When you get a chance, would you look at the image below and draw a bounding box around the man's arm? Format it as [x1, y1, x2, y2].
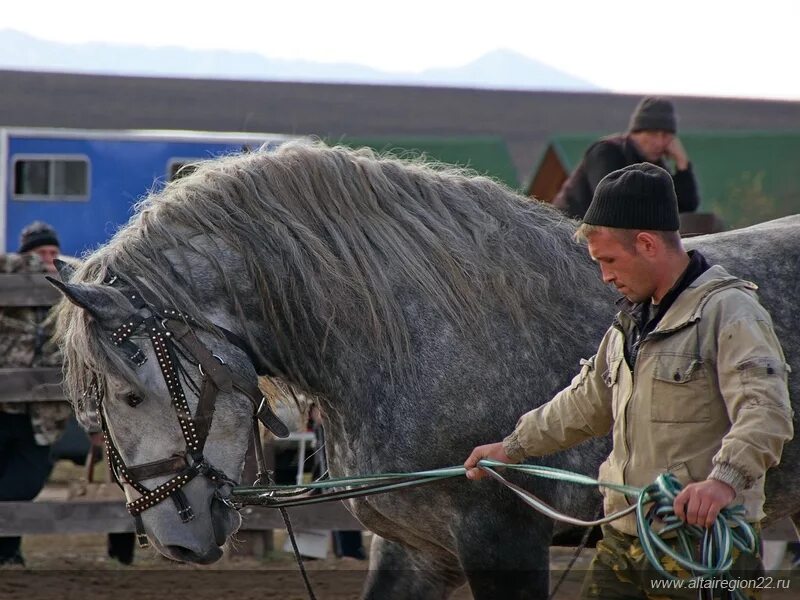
[583, 142, 628, 193]
[710, 315, 793, 490]
[675, 308, 793, 527]
[671, 169, 700, 213]
[665, 137, 700, 212]
[465, 332, 616, 480]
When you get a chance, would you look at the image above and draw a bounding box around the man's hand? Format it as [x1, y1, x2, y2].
[464, 442, 514, 481]
[665, 136, 690, 171]
[673, 479, 736, 528]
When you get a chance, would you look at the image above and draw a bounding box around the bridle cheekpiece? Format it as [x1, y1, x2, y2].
[94, 271, 289, 546]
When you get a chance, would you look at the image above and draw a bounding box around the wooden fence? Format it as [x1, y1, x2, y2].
[0, 500, 360, 536]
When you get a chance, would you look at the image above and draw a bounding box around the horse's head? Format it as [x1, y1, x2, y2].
[51, 265, 287, 564]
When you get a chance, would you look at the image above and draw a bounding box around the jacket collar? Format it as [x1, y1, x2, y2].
[616, 264, 758, 335]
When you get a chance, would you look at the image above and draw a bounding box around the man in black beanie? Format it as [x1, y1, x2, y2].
[18, 221, 60, 273]
[466, 163, 791, 597]
[553, 96, 700, 220]
[17, 221, 138, 564]
[1, 223, 69, 565]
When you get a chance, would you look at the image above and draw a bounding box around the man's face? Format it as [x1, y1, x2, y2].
[634, 130, 674, 162]
[586, 229, 655, 303]
[30, 245, 59, 273]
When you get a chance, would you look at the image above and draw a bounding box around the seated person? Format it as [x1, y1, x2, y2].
[553, 96, 700, 219]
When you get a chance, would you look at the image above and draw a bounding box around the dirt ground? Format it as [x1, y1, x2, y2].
[3, 461, 797, 600]
[3, 533, 595, 600]
[5, 535, 799, 600]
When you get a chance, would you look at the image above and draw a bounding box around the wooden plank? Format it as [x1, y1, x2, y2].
[0, 501, 134, 535]
[0, 274, 62, 307]
[239, 502, 362, 530]
[0, 500, 362, 535]
[0, 367, 67, 403]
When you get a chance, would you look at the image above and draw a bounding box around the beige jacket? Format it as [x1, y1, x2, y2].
[503, 265, 793, 535]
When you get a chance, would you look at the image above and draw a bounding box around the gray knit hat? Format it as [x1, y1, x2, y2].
[19, 221, 60, 253]
[628, 97, 677, 133]
[583, 163, 680, 231]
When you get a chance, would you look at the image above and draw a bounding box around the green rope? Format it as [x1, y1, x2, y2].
[231, 459, 757, 597]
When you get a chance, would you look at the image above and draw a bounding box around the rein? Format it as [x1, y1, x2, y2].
[232, 461, 758, 600]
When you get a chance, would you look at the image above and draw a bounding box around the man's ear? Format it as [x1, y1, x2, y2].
[46, 278, 130, 325]
[634, 231, 658, 256]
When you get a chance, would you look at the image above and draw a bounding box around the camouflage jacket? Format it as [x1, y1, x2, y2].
[0, 253, 71, 445]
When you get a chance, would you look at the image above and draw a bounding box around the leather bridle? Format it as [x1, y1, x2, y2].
[90, 272, 289, 546]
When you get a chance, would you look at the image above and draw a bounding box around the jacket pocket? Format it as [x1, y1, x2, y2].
[736, 357, 792, 409]
[737, 357, 790, 381]
[651, 355, 711, 423]
[666, 461, 694, 487]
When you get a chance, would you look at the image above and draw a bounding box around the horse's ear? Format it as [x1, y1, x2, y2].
[53, 258, 76, 282]
[46, 278, 123, 323]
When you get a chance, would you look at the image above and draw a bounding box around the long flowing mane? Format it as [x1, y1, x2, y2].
[57, 141, 597, 419]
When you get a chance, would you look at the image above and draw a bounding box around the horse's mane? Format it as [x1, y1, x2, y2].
[57, 141, 595, 418]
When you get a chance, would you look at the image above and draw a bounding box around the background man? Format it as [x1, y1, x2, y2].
[17, 221, 60, 273]
[553, 97, 701, 220]
[0, 222, 70, 565]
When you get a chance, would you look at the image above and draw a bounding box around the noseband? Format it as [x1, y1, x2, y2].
[94, 273, 289, 546]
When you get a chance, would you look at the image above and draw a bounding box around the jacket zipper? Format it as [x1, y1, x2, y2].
[612, 319, 635, 503]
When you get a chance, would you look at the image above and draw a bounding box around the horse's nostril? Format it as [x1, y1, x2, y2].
[164, 544, 223, 565]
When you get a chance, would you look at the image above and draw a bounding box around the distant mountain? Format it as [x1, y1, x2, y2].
[414, 49, 599, 91]
[0, 29, 601, 92]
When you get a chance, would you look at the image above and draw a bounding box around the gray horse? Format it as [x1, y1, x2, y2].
[52, 142, 798, 599]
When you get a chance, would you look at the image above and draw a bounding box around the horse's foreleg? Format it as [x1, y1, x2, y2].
[362, 535, 466, 600]
[454, 509, 553, 600]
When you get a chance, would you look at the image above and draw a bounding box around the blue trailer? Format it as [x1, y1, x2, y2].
[0, 128, 298, 256]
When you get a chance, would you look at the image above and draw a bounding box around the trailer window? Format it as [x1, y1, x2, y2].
[12, 156, 90, 200]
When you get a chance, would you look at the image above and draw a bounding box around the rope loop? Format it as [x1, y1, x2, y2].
[635, 472, 757, 599]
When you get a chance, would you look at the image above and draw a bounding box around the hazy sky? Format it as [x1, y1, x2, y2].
[4, 0, 799, 100]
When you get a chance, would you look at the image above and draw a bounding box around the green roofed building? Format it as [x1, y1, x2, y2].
[527, 131, 800, 230]
[327, 136, 520, 190]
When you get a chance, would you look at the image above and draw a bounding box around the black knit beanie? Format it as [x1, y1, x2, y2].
[628, 96, 677, 133]
[19, 221, 60, 253]
[583, 163, 680, 231]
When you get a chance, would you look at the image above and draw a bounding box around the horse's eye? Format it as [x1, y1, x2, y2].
[126, 393, 144, 407]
